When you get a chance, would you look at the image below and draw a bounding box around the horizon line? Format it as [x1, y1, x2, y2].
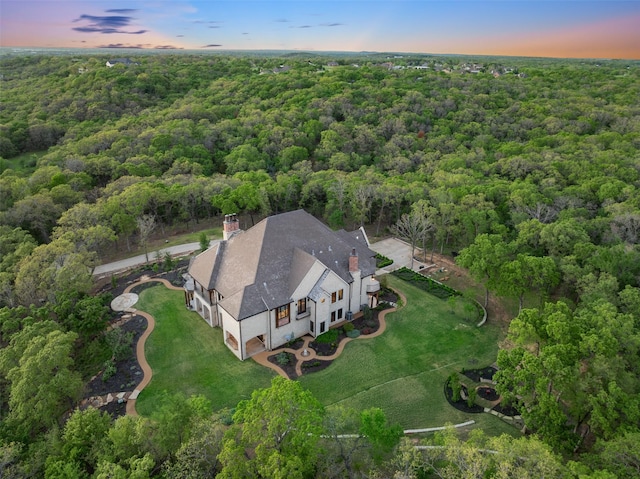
[1, 46, 638, 62]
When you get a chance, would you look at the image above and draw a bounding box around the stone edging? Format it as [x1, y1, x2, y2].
[475, 300, 488, 327]
[405, 420, 475, 434]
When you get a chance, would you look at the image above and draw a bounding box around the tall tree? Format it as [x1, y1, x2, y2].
[13, 238, 95, 306]
[5, 330, 83, 440]
[218, 376, 324, 479]
[499, 254, 560, 312]
[456, 234, 512, 308]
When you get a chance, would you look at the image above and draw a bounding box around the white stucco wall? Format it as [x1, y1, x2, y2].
[219, 307, 243, 360]
[314, 270, 349, 333]
[269, 303, 310, 349]
[237, 311, 268, 359]
[193, 290, 214, 326]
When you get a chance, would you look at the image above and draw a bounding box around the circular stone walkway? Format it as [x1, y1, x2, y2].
[110, 293, 139, 312]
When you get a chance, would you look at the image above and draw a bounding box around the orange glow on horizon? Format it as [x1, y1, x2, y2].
[474, 14, 640, 59]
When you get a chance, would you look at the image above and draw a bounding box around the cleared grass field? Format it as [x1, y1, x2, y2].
[134, 276, 518, 436]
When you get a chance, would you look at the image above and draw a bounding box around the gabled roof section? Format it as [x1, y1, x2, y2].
[189, 210, 378, 321]
[189, 242, 221, 290]
[309, 269, 330, 302]
[288, 247, 317, 295]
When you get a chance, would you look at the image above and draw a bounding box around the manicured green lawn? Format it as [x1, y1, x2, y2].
[134, 277, 518, 436]
[134, 286, 275, 416]
[299, 275, 516, 435]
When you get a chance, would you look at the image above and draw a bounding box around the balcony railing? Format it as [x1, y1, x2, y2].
[366, 277, 380, 293]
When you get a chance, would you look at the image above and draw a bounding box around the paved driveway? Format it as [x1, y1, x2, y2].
[369, 237, 428, 273]
[93, 240, 220, 277]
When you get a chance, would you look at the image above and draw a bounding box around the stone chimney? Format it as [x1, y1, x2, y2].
[349, 248, 359, 272]
[223, 213, 240, 240]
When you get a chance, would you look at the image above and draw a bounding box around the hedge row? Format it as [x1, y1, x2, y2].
[391, 267, 460, 300]
[375, 253, 394, 269]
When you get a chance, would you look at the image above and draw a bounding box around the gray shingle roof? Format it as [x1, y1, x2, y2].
[188, 210, 376, 320]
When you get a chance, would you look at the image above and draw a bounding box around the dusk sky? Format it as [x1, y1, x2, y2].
[1, 1, 639, 59]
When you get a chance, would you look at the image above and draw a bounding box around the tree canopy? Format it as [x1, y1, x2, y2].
[1, 51, 639, 476]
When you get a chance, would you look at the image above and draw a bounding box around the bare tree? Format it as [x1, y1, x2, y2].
[611, 213, 640, 244]
[411, 199, 436, 262]
[351, 184, 375, 227]
[392, 208, 432, 270]
[137, 214, 156, 263]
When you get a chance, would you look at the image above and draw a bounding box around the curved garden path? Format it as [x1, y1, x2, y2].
[121, 276, 406, 414]
[252, 290, 407, 377]
[114, 281, 510, 436]
[121, 277, 183, 416]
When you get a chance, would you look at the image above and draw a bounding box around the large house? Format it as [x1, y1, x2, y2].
[184, 210, 380, 360]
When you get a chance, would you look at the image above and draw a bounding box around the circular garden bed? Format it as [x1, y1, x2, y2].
[444, 382, 484, 414]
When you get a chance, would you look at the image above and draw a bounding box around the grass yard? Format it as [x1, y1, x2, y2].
[134, 276, 518, 437]
[299, 275, 516, 435]
[134, 285, 275, 416]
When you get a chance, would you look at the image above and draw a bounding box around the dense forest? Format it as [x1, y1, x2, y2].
[0, 51, 639, 477]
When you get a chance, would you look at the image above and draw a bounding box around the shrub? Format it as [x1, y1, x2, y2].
[275, 351, 290, 366]
[362, 305, 373, 321]
[392, 267, 460, 300]
[315, 329, 339, 344]
[199, 232, 209, 252]
[102, 360, 116, 382]
[302, 361, 322, 369]
[105, 328, 135, 361]
[448, 373, 462, 402]
[163, 252, 175, 271]
[343, 322, 355, 333]
[467, 387, 477, 408]
[346, 330, 360, 338]
[375, 253, 394, 268]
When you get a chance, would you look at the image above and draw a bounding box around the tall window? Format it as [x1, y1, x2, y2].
[276, 304, 290, 328]
[338, 289, 344, 301]
[331, 292, 337, 303]
[298, 298, 307, 315]
[338, 308, 343, 320]
[320, 321, 326, 333]
[331, 311, 336, 323]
